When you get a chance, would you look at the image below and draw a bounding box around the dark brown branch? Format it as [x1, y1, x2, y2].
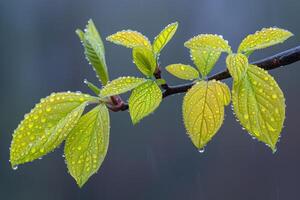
[109, 45, 300, 112]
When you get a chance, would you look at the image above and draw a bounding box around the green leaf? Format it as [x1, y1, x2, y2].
[183, 80, 230, 150]
[10, 92, 96, 166]
[76, 19, 109, 85]
[184, 34, 232, 53]
[153, 22, 178, 55]
[129, 80, 162, 124]
[65, 104, 110, 187]
[132, 47, 157, 76]
[106, 30, 152, 49]
[84, 79, 101, 96]
[100, 76, 147, 97]
[231, 64, 285, 152]
[190, 49, 221, 77]
[165, 64, 199, 80]
[226, 53, 248, 83]
[155, 78, 166, 86]
[238, 27, 293, 55]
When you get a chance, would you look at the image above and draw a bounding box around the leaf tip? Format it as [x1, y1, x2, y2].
[75, 29, 84, 40]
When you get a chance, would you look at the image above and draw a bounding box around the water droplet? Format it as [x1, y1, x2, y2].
[198, 148, 205, 153]
[12, 165, 18, 170]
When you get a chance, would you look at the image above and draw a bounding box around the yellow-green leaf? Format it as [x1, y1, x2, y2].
[106, 30, 152, 49]
[238, 27, 293, 54]
[10, 92, 96, 167]
[76, 19, 109, 85]
[184, 34, 232, 53]
[190, 49, 221, 77]
[100, 76, 147, 97]
[65, 104, 110, 187]
[214, 81, 231, 105]
[183, 80, 229, 149]
[129, 80, 162, 124]
[153, 22, 178, 55]
[133, 47, 156, 76]
[226, 53, 248, 83]
[165, 64, 199, 80]
[231, 64, 285, 152]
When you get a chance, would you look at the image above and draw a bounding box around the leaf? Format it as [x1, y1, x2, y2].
[155, 78, 166, 86]
[129, 80, 162, 124]
[132, 47, 157, 76]
[106, 30, 152, 49]
[231, 64, 285, 152]
[10, 92, 97, 166]
[183, 80, 229, 149]
[76, 19, 109, 85]
[226, 53, 248, 83]
[100, 76, 147, 97]
[238, 27, 293, 54]
[190, 49, 221, 77]
[165, 64, 199, 80]
[84, 79, 101, 95]
[65, 104, 110, 187]
[214, 81, 231, 106]
[184, 34, 232, 53]
[153, 22, 178, 55]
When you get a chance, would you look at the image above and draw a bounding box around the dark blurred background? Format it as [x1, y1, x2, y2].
[1, 0, 300, 199]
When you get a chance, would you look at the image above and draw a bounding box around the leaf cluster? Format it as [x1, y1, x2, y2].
[10, 19, 293, 187]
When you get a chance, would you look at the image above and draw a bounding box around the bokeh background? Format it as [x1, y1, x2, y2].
[1, 0, 300, 199]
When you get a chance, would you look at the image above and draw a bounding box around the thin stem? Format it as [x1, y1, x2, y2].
[108, 45, 300, 112]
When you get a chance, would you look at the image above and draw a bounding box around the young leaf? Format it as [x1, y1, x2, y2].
[84, 79, 101, 96]
[100, 76, 147, 97]
[76, 19, 109, 85]
[183, 80, 230, 150]
[231, 64, 285, 152]
[155, 78, 166, 86]
[129, 80, 162, 124]
[184, 34, 232, 53]
[132, 47, 157, 76]
[238, 27, 293, 55]
[10, 92, 96, 167]
[226, 53, 248, 83]
[153, 22, 178, 55]
[190, 49, 221, 77]
[165, 64, 199, 80]
[65, 104, 110, 187]
[106, 30, 152, 49]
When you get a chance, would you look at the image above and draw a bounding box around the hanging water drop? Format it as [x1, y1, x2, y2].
[198, 148, 205, 153]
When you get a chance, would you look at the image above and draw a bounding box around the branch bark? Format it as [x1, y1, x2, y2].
[109, 45, 300, 112]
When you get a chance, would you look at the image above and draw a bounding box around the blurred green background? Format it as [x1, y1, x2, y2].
[1, 0, 300, 199]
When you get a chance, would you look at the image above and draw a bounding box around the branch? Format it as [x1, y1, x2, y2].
[109, 45, 300, 111]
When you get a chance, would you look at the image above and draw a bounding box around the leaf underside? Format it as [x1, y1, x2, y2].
[65, 104, 110, 187]
[183, 80, 230, 149]
[129, 80, 162, 124]
[10, 92, 96, 166]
